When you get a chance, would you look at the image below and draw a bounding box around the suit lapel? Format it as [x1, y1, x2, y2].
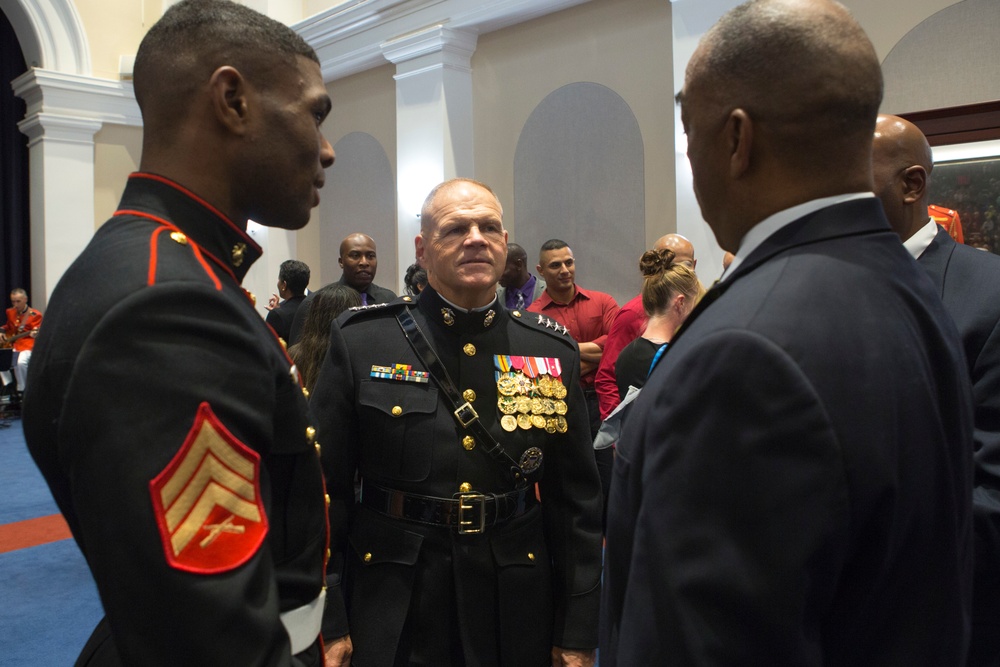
[915, 226, 954, 298]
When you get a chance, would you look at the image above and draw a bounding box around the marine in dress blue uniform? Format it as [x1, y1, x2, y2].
[312, 179, 603, 667]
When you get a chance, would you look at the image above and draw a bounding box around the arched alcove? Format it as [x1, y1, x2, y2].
[881, 0, 1000, 114]
[0, 0, 90, 74]
[320, 131, 398, 291]
[514, 82, 644, 305]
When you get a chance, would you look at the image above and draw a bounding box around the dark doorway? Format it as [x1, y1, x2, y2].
[0, 9, 31, 297]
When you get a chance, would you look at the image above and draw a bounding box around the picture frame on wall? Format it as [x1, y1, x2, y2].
[901, 101, 1000, 257]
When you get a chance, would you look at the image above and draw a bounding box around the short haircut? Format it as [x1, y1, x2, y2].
[278, 260, 310, 295]
[690, 0, 882, 169]
[506, 243, 527, 265]
[10, 288, 26, 299]
[540, 239, 569, 255]
[133, 0, 318, 122]
[420, 178, 500, 232]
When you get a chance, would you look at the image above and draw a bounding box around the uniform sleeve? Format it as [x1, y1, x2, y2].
[609, 330, 848, 664]
[309, 316, 360, 641]
[595, 307, 645, 419]
[55, 284, 307, 666]
[540, 342, 605, 649]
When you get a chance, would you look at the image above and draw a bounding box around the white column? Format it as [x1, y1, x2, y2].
[16, 112, 101, 308]
[382, 26, 477, 286]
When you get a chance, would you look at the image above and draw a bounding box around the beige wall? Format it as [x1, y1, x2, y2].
[473, 0, 674, 249]
[93, 124, 143, 227]
[841, 0, 959, 60]
[307, 63, 397, 287]
[75, 0, 162, 80]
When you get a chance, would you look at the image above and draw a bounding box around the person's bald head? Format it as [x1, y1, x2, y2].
[654, 234, 696, 269]
[500, 243, 530, 289]
[872, 114, 934, 242]
[678, 0, 882, 249]
[338, 233, 378, 291]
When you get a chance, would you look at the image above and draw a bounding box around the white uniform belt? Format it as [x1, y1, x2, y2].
[280, 588, 326, 655]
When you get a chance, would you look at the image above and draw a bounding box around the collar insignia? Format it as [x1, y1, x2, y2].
[441, 308, 455, 326]
[231, 242, 247, 267]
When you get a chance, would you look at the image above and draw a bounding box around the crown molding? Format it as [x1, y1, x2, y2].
[12, 68, 141, 128]
[295, 0, 592, 81]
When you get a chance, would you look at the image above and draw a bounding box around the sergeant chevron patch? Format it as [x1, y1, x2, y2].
[149, 402, 268, 574]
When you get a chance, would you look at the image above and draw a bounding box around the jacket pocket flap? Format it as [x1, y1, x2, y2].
[349, 515, 424, 566]
[358, 380, 438, 417]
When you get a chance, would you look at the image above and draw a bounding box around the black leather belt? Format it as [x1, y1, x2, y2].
[360, 481, 537, 534]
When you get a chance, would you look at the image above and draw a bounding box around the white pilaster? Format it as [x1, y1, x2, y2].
[382, 25, 477, 282]
[16, 112, 100, 307]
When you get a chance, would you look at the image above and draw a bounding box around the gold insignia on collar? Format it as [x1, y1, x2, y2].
[231, 242, 247, 267]
[170, 231, 188, 245]
[484, 309, 496, 327]
[442, 308, 455, 326]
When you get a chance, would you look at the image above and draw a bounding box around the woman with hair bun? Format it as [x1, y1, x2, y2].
[613, 248, 704, 399]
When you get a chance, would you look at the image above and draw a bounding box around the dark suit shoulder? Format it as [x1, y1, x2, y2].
[510, 309, 577, 350]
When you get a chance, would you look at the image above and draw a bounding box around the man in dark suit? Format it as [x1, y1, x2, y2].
[873, 113, 1000, 666]
[21, 0, 335, 664]
[265, 259, 310, 343]
[312, 178, 603, 666]
[600, 1, 974, 665]
[287, 233, 395, 344]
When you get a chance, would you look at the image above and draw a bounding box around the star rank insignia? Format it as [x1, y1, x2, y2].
[149, 402, 268, 574]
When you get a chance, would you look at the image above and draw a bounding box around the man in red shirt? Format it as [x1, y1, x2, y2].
[594, 234, 697, 419]
[2, 288, 42, 394]
[528, 239, 619, 528]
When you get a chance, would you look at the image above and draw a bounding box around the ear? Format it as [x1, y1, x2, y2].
[726, 108, 753, 179]
[901, 165, 928, 205]
[338, 256, 345, 269]
[415, 234, 426, 267]
[208, 66, 250, 136]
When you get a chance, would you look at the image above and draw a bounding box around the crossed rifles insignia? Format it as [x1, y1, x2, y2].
[149, 402, 268, 574]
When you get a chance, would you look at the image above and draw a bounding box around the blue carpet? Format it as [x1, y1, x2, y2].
[0, 421, 60, 524]
[0, 539, 103, 665]
[0, 419, 104, 665]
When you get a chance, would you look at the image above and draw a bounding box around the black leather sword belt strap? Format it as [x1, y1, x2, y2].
[360, 480, 537, 534]
[395, 307, 530, 487]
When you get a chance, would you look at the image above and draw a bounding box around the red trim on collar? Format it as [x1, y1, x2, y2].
[127, 173, 261, 253]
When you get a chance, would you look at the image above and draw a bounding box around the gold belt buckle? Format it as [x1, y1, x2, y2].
[453, 401, 479, 427]
[456, 492, 487, 534]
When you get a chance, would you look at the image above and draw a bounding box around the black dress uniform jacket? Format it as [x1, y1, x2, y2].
[601, 199, 974, 665]
[23, 173, 328, 666]
[311, 286, 603, 666]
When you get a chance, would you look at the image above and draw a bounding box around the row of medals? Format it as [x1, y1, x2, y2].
[497, 372, 569, 434]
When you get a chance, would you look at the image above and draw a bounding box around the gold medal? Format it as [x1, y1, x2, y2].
[498, 396, 517, 415]
[556, 416, 568, 433]
[501, 415, 518, 432]
[515, 372, 534, 395]
[517, 413, 532, 430]
[554, 400, 568, 415]
[543, 399, 556, 415]
[538, 375, 554, 397]
[531, 397, 545, 414]
[545, 418, 557, 433]
[497, 376, 518, 396]
[553, 382, 567, 399]
[530, 414, 546, 429]
[516, 396, 532, 414]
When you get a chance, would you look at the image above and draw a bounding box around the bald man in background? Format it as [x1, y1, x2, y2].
[873, 114, 1000, 666]
[594, 234, 696, 420]
[288, 233, 396, 345]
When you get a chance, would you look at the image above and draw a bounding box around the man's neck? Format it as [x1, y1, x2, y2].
[546, 284, 576, 305]
[513, 273, 532, 290]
